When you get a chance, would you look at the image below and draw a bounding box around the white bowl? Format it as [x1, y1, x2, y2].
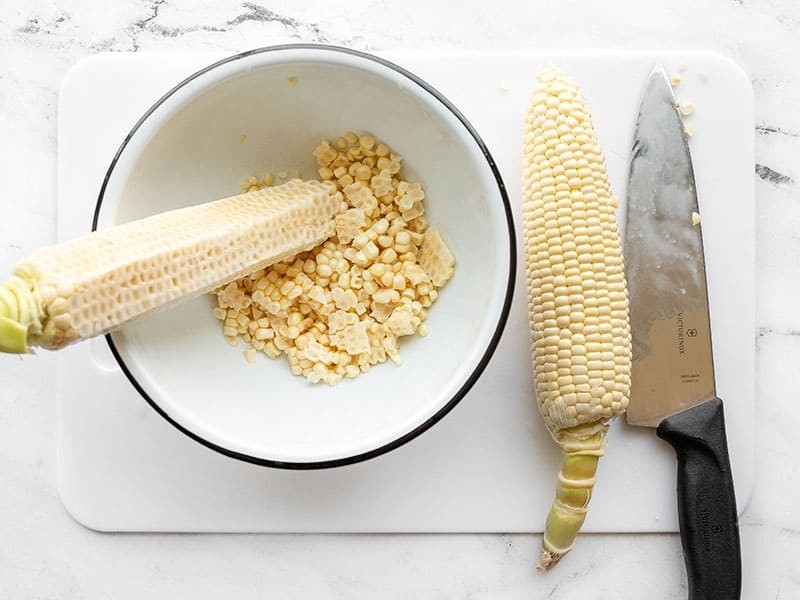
[95, 45, 516, 468]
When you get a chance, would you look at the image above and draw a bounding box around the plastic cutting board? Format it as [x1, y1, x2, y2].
[56, 50, 755, 532]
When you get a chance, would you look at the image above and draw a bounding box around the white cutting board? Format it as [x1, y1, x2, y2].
[56, 50, 755, 532]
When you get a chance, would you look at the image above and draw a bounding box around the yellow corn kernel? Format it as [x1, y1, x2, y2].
[211, 133, 456, 386]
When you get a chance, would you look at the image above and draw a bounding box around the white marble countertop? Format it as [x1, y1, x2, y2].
[0, 0, 796, 598]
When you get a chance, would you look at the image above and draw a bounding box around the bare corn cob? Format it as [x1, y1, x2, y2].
[521, 66, 631, 570]
[0, 179, 341, 353]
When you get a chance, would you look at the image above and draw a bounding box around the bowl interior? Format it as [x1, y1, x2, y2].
[98, 47, 512, 466]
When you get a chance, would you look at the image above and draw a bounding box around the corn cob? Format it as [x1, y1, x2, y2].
[0, 179, 341, 353]
[521, 66, 631, 570]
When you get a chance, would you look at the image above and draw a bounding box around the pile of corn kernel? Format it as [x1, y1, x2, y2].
[213, 132, 455, 385]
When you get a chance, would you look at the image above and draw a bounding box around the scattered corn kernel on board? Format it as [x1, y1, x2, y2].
[56, 51, 754, 532]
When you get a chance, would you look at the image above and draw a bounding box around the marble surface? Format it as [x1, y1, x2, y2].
[0, 0, 796, 597]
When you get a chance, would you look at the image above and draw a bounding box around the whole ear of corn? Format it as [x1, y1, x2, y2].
[0, 179, 341, 353]
[521, 66, 631, 570]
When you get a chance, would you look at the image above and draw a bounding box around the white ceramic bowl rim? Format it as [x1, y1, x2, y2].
[93, 43, 517, 470]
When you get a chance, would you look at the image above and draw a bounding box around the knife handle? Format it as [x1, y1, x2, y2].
[656, 397, 742, 600]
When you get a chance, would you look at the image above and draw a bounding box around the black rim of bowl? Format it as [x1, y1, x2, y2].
[94, 43, 517, 470]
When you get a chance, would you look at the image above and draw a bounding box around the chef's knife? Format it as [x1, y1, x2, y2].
[624, 65, 741, 599]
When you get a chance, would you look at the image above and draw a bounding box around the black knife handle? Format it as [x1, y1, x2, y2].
[656, 397, 742, 600]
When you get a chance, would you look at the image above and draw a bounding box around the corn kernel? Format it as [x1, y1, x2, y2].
[380, 248, 398, 264]
[214, 134, 455, 385]
[362, 241, 380, 261]
[359, 133, 376, 150]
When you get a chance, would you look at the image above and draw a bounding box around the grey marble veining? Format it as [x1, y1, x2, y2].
[1, 0, 798, 598]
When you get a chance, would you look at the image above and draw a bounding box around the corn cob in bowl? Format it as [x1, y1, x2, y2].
[521, 66, 631, 570]
[0, 180, 341, 354]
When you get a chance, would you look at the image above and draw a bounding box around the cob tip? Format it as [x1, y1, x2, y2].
[535, 429, 606, 571]
[537, 547, 565, 572]
[0, 275, 44, 354]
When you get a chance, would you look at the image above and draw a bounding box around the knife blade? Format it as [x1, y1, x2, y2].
[624, 65, 741, 599]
